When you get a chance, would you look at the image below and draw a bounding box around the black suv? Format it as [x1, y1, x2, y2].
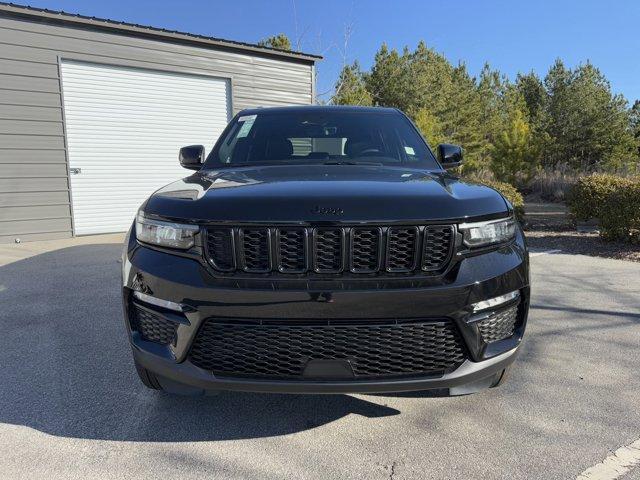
[122, 106, 530, 396]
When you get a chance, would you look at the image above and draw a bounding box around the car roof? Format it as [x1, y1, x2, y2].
[237, 105, 401, 116]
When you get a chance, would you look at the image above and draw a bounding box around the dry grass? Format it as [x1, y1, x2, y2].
[525, 164, 578, 202]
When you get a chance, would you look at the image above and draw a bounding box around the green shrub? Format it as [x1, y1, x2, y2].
[567, 174, 635, 221]
[599, 181, 640, 243]
[568, 173, 640, 242]
[466, 177, 525, 221]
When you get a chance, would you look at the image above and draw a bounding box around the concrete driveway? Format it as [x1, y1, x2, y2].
[0, 235, 639, 480]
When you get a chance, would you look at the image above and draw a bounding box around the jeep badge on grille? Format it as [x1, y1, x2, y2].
[311, 205, 344, 215]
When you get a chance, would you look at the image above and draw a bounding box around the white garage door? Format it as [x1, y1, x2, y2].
[60, 61, 231, 235]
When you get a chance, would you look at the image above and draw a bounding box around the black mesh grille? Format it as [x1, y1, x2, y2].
[206, 228, 235, 271]
[477, 304, 519, 343]
[351, 228, 381, 272]
[314, 228, 344, 273]
[422, 226, 454, 271]
[386, 227, 419, 272]
[240, 228, 270, 272]
[204, 225, 455, 276]
[277, 229, 307, 273]
[189, 319, 467, 380]
[130, 304, 177, 345]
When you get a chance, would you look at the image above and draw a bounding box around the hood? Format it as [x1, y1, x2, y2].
[143, 165, 509, 223]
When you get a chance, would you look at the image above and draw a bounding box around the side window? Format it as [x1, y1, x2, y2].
[218, 123, 241, 163]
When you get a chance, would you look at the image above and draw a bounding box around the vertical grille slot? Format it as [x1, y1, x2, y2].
[386, 227, 419, 272]
[239, 228, 271, 272]
[276, 228, 308, 273]
[313, 228, 345, 273]
[205, 228, 235, 271]
[350, 228, 382, 273]
[422, 226, 454, 272]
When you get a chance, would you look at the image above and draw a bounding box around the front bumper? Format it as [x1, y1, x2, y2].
[132, 342, 520, 394]
[122, 227, 530, 394]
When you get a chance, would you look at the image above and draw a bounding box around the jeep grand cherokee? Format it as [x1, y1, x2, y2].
[122, 106, 530, 395]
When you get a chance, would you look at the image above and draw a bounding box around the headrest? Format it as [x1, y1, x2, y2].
[264, 137, 293, 160]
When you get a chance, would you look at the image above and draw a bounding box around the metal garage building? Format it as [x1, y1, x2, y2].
[0, 3, 320, 242]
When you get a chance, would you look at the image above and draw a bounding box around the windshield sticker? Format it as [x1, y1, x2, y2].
[404, 146, 416, 155]
[237, 115, 257, 138]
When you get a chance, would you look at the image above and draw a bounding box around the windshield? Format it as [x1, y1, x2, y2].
[204, 110, 440, 169]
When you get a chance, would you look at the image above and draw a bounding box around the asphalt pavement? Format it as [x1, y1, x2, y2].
[0, 235, 638, 479]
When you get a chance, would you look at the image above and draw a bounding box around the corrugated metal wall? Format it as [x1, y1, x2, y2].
[0, 13, 314, 243]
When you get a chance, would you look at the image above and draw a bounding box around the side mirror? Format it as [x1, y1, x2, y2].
[437, 144, 463, 169]
[179, 145, 205, 170]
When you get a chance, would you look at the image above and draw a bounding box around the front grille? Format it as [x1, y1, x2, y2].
[204, 225, 455, 276]
[477, 304, 519, 343]
[129, 304, 178, 345]
[188, 319, 467, 380]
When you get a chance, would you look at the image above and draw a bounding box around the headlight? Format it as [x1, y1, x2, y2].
[135, 211, 198, 249]
[459, 216, 516, 247]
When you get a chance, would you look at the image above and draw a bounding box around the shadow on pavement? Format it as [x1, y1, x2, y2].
[0, 244, 399, 442]
[531, 304, 640, 321]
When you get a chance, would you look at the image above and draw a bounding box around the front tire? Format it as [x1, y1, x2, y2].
[133, 359, 213, 396]
[490, 366, 511, 388]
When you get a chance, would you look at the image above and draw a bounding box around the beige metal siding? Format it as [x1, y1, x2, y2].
[0, 14, 314, 242]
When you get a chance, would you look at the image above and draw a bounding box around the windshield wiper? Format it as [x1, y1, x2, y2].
[322, 160, 383, 166]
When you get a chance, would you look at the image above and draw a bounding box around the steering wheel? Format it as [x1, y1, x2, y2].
[356, 148, 381, 156]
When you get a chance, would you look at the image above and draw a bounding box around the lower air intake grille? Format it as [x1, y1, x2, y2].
[477, 304, 519, 343]
[130, 304, 178, 345]
[189, 319, 467, 380]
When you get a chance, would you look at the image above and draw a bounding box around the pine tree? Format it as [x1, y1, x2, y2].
[515, 71, 547, 121]
[366, 44, 410, 111]
[331, 45, 640, 177]
[332, 62, 373, 106]
[414, 107, 445, 146]
[631, 100, 640, 163]
[257, 34, 292, 51]
[543, 61, 636, 170]
[490, 107, 538, 184]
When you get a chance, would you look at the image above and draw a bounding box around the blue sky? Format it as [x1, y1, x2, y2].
[25, 0, 640, 104]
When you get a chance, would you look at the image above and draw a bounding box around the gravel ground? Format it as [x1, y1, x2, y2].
[523, 198, 640, 263]
[1, 235, 639, 479]
[525, 230, 640, 263]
